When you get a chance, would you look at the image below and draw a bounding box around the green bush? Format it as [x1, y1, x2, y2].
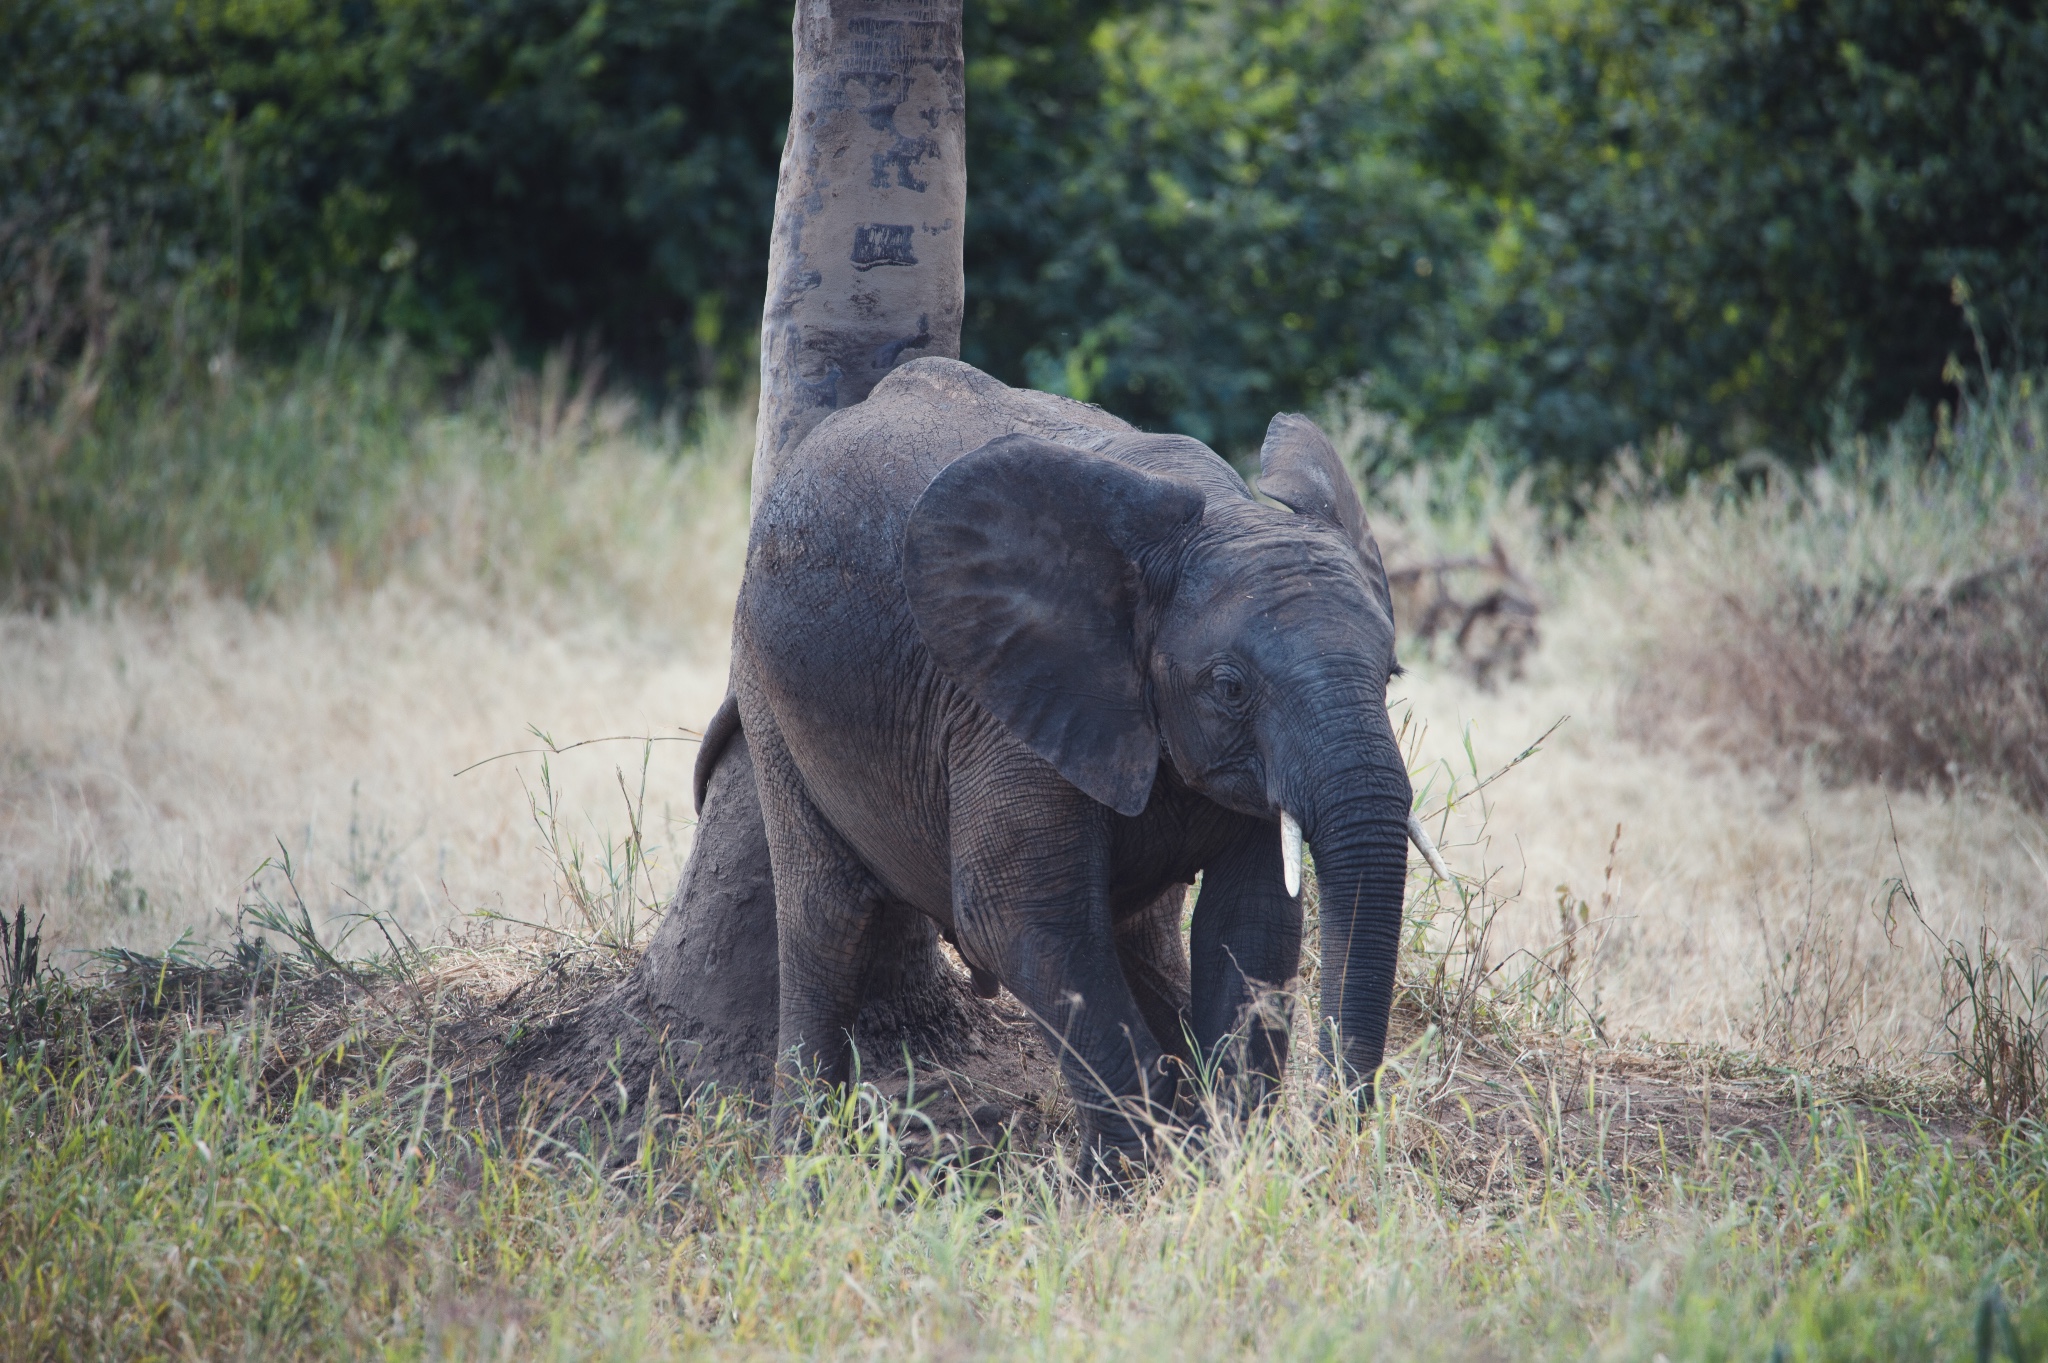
[964, 0, 1498, 451]
[4, 0, 2044, 471]
[0, 0, 788, 388]
[968, 0, 2048, 466]
[1469, 0, 2048, 472]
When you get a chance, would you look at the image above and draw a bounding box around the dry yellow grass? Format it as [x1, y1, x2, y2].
[1395, 601, 2045, 1064]
[0, 589, 726, 962]
[0, 388, 754, 965]
[4, 407, 2041, 1075]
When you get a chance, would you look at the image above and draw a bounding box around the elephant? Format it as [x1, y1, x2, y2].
[727, 357, 1446, 1162]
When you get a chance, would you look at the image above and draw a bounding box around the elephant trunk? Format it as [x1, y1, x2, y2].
[1285, 717, 1412, 1096]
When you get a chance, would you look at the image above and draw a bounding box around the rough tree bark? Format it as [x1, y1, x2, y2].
[500, 0, 985, 1129]
[752, 0, 967, 507]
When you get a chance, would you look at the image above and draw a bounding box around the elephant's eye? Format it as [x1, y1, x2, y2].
[1210, 671, 1247, 705]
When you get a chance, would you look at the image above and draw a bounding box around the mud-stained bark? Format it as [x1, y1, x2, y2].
[752, 0, 967, 510]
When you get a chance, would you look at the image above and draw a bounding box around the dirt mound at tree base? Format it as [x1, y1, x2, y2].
[463, 729, 1075, 1157]
[481, 971, 1985, 1192]
[478, 942, 1071, 1161]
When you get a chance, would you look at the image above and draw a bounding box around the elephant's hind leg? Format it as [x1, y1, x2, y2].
[741, 697, 892, 1136]
[1116, 886, 1194, 1070]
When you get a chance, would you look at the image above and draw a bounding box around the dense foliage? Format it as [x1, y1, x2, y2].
[968, 0, 2048, 460]
[0, 0, 787, 390]
[4, 0, 2044, 467]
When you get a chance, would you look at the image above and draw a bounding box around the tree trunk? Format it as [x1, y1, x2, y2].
[752, 0, 967, 507]
[502, 0, 980, 1132]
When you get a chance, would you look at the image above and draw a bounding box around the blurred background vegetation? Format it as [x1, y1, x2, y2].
[2, 0, 2044, 597]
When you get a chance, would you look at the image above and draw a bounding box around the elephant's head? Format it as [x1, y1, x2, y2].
[903, 417, 1433, 1092]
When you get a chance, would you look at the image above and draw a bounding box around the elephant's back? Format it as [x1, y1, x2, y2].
[743, 359, 1142, 649]
[771, 358, 1135, 515]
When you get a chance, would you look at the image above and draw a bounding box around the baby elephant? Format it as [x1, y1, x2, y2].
[733, 358, 1434, 1163]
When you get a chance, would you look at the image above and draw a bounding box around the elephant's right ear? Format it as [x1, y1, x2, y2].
[903, 434, 1205, 817]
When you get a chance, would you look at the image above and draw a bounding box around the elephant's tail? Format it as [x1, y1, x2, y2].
[692, 691, 744, 813]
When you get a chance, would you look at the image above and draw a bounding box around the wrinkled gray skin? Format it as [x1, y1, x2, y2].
[733, 358, 1411, 1161]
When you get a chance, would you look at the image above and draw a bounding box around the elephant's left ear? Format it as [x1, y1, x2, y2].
[1257, 413, 1394, 625]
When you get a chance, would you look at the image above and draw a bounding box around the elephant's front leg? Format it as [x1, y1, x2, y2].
[1189, 815, 1304, 1109]
[949, 755, 1173, 1166]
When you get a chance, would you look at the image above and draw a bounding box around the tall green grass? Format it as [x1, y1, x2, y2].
[1, 343, 752, 621]
[3, 345, 428, 603]
[3, 995, 2043, 1361]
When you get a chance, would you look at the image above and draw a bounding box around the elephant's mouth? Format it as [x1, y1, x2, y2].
[1272, 808, 1451, 895]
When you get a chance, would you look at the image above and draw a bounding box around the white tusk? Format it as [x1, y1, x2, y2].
[1279, 810, 1304, 899]
[1407, 814, 1454, 884]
